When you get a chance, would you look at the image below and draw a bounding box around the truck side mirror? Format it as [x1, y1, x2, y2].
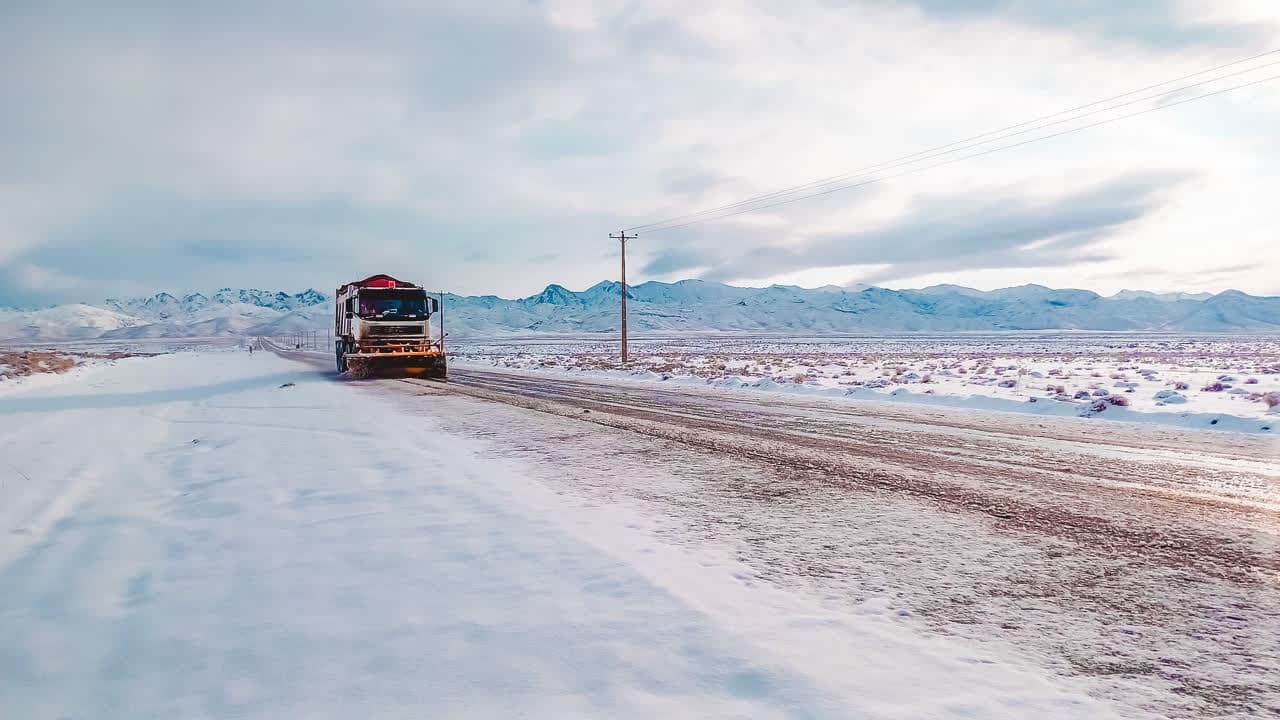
[430, 298, 440, 314]
[345, 311, 353, 319]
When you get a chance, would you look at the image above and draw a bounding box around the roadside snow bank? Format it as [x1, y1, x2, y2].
[452, 358, 1278, 434]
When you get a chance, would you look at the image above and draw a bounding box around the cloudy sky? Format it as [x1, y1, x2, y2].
[2, 0, 1278, 306]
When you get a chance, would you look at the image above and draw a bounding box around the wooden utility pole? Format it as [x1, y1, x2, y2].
[609, 231, 637, 364]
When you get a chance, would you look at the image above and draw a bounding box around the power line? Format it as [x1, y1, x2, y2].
[647, 62, 1280, 231]
[641, 72, 1280, 234]
[628, 48, 1280, 234]
[637, 57, 1280, 232]
[630, 49, 1280, 232]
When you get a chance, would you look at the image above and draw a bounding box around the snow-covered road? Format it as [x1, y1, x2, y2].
[291, 346, 1279, 718]
[0, 351, 1116, 719]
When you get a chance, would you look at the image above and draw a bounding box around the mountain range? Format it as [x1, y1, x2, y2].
[1, 280, 1278, 342]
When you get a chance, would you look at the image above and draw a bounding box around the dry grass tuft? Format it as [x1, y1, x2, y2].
[0, 351, 78, 379]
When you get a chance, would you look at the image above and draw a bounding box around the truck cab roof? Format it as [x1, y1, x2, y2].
[337, 274, 422, 295]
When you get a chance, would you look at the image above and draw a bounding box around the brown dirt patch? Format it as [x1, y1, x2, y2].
[0, 350, 157, 380]
[0, 351, 77, 378]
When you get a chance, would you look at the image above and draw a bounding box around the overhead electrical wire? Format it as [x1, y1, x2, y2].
[632, 51, 1280, 232]
[629, 49, 1280, 233]
[638, 72, 1280, 234]
[626, 48, 1280, 234]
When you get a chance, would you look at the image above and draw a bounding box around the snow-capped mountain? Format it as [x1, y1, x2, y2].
[2, 280, 1278, 342]
[1110, 290, 1214, 303]
[0, 304, 148, 341]
[104, 288, 327, 321]
[440, 280, 1280, 335]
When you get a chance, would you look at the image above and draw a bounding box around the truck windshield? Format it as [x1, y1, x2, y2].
[359, 290, 429, 318]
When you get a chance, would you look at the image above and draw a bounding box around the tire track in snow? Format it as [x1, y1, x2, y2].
[404, 370, 1280, 585]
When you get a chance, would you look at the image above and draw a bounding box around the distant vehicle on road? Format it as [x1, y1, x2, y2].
[334, 274, 445, 379]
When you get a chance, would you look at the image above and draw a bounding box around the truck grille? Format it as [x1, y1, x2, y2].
[367, 325, 422, 337]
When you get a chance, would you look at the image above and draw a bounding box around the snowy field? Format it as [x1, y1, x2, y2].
[0, 337, 242, 390]
[452, 333, 1280, 433]
[0, 336, 239, 356]
[0, 349, 171, 391]
[0, 349, 1133, 719]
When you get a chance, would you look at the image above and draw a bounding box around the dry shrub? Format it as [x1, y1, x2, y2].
[1088, 395, 1131, 414]
[81, 351, 155, 361]
[1264, 392, 1280, 409]
[0, 351, 78, 378]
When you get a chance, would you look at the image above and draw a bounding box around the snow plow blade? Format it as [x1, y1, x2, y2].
[345, 353, 447, 380]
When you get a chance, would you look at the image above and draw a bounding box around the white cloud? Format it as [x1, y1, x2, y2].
[0, 185, 97, 264]
[0, 0, 1277, 305]
[12, 263, 84, 292]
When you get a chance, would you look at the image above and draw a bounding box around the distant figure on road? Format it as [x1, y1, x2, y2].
[249, 344, 254, 355]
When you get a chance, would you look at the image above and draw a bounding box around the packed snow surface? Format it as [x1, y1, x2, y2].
[280, 344, 1280, 718]
[0, 351, 1119, 718]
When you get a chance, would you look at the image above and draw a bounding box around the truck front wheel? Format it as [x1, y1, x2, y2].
[335, 340, 347, 373]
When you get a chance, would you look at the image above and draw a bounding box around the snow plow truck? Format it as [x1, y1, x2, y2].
[335, 274, 446, 379]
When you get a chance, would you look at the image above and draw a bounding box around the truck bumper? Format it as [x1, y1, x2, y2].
[345, 350, 444, 358]
[348, 338, 444, 357]
[344, 349, 446, 378]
